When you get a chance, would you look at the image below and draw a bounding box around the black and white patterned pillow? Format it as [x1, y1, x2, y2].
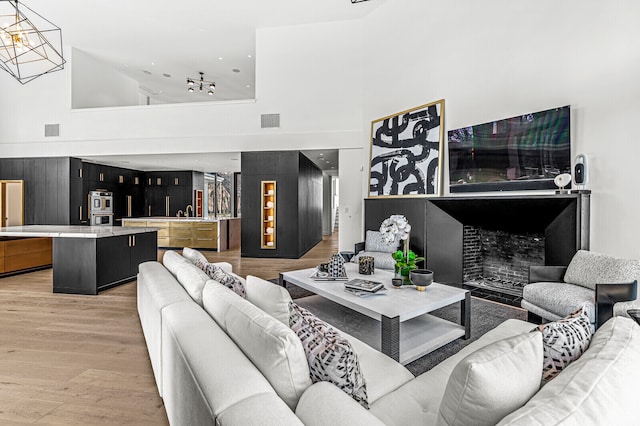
[289, 302, 368, 408]
[535, 306, 592, 383]
[196, 259, 246, 298]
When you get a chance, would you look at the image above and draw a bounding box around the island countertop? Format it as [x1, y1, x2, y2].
[0, 225, 159, 238]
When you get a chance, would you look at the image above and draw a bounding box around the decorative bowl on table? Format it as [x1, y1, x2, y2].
[409, 269, 433, 291]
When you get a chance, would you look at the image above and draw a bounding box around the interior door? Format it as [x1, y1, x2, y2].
[1, 180, 24, 226]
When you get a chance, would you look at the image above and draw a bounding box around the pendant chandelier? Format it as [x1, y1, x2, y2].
[187, 72, 216, 96]
[0, 0, 65, 84]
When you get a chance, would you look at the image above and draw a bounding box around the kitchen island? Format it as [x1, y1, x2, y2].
[0, 225, 158, 295]
[123, 217, 240, 251]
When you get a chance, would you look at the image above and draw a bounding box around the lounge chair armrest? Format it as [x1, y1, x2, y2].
[529, 265, 567, 283]
[354, 241, 365, 256]
[596, 281, 638, 328]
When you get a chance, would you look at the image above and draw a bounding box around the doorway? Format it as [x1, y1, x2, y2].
[0, 180, 24, 227]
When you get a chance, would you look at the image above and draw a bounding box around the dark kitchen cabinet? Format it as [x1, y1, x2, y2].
[54, 231, 157, 295]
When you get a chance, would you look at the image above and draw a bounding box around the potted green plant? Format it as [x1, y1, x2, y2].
[379, 214, 425, 284]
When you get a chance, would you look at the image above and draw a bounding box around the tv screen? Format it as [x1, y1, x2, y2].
[448, 106, 571, 193]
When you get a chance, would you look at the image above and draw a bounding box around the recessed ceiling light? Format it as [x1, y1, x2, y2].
[248, 54, 252, 58]
[246, 85, 251, 88]
[162, 73, 171, 78]
[232, 69, 240, 73]
[325, 160, 330, 164]
[151, 62, 155, 66]
[219, 57, 223, 60]
[319, 153, 324, 156]
[142, 70, 152, 75]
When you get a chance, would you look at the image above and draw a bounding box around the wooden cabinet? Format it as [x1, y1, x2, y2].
[0, 237, 52, 275]
[124, 219, 219, 250]
[261, 181, 276, 249]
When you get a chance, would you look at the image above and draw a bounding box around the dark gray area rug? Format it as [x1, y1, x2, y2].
[280, 280, 527, 376]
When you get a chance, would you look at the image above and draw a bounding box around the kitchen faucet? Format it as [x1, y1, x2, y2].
[176, 210, 183, 217]
[185, 205, 193, 217]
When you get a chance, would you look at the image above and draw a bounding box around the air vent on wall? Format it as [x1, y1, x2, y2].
[261, 113, 280, 128]
[44, 123, 60, 137]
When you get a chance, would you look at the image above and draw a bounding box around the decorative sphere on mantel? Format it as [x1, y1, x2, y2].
[410, 269, 434, 291]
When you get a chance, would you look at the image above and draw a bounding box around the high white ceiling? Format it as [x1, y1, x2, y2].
[25, 0, 383, 105]
[12, 0, 382, 174]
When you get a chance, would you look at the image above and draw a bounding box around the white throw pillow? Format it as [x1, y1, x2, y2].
[202, 284, 312, 410]
[182, 247, 209, 265]
[162, 250, 189, 276]
[437, 331, 543, 426]
[174, 262, 210, 306]
[245, 275, 293, 325]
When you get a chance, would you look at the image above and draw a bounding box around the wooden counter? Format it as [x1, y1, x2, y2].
[0, 226, 158, 295]
[123, 217, 238, 252]
[0, 237, 52, 275]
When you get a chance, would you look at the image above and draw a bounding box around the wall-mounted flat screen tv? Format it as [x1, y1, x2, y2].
[448, 106, 571, 193]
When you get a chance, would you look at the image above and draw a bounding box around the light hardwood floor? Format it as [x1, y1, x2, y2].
[0, 233, 340, 424]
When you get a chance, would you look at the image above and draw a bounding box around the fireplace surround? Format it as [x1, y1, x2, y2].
[364, 193, 590, 303]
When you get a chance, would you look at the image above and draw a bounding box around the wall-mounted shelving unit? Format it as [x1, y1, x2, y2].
[261, 180, 276, 249]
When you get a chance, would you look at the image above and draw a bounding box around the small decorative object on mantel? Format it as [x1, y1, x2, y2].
[554, 173, 572, 194]
[379, 214, 425, 284]
[358, 256, 375, 275]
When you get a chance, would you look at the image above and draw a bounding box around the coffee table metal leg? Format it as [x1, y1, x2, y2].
[279, 273, 285, 287]
[461, 292, 471, 339]
[381, 315, 400, 361]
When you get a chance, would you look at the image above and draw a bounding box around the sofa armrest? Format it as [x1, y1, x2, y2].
[354, 241, 365, 256]
[596, 281, 638, 328]
[529, 265, 567, 283]
[296, 382, 386, 426]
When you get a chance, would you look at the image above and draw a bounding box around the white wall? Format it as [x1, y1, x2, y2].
[338, 148, 367, 251]
[71, 49, 140, 109]
[360, 0, 640, 258]
[0, 20, 364, 158]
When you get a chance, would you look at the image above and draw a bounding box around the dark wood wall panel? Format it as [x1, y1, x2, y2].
[241, 151, 322, 259]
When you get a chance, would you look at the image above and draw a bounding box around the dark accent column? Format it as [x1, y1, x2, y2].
[381, 315, 400, 361]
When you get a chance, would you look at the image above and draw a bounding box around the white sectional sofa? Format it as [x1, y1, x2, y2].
[137, 250, 640, 425]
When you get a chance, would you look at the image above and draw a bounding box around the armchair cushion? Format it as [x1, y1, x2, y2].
[523, 281, 595, 323]
[564, 250, 640, 291]
[364, 230, 398, 253]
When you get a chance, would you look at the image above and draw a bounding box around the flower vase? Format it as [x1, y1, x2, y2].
[394, 263, 415, 285]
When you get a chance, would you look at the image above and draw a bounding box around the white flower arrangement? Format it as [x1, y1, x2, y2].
[379, 214, 412, 244]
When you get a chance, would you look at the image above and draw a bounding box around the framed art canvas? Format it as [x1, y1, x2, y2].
[368, 99, 445, 197]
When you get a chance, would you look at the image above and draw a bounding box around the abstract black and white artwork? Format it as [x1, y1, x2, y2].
[369, 100, 444, 197]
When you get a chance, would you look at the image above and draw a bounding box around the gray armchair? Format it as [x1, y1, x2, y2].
[523, 250, 640, 328]
[352, 230, 399, 270]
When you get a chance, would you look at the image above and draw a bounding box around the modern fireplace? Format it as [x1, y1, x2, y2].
[425, 193, 590, 306]
[462, 226, 545, 305]
[363, 193, 590, 306]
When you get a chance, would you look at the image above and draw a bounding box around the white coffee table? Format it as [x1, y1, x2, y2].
[280, 263, 470, 364]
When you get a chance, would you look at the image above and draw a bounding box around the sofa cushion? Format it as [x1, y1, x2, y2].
[522, 281, 595, 323]
[498, 316, 640, 425]
[245, 275, 292, 326]
[364, 230, 398, 253]
[564, 249, 640, 290]
[352, 251, 396, 270]
[289, 302, 368, 408]
[197, 259, 246, 298]
[535, 306, 592, 383]
[202, 284, 311, 410]
[162, 250, 190, 276]
[182, 246, 209, 265]
[436, 331, 543, 426]
[174, 262, 210, 306]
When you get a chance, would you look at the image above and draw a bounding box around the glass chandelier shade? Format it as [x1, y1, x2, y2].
[0, 0, 65, 84]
